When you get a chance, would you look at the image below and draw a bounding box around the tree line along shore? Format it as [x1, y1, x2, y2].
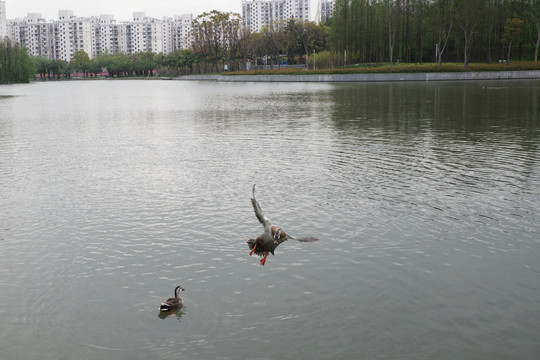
[1, 1, 540, 84]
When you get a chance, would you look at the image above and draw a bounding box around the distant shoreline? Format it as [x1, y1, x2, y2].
[175, 70, 540, 83]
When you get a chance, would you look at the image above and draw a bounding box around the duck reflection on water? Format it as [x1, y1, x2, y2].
[158, 307, 185, 321]
[158, 285, 185, 320]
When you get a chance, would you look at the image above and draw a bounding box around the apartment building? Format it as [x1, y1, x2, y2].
[242, 0, 284, 33]
[56, 10, 93, 62]
[174, 14, 194, 50]
[285, 0, 310, 22]
[242, 0, 310, 33]
[7, 10, 194, 62]
[0, 0, 7, 38]
[93, 14, 121, 56]
[7, 13, 55, 58]
[320, 0, 335, 24]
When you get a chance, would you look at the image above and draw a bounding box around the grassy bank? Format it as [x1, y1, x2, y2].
[225, 61, 540, 76]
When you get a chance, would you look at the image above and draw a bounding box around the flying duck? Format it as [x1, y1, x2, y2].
[247, 184, 318, 266]
[159, 285, 185, 312]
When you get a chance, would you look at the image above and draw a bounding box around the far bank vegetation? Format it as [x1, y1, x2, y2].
[4, 0, 540, 82]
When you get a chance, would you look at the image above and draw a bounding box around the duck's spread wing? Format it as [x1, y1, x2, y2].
[294, 236, 319, 242]
[251, 184, 271, 228]
[251, 197, 270, 228]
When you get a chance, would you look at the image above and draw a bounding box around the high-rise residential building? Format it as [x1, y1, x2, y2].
[7, 13, 55, 58]
[173, 14, 194, 50]
[0, 0, 8, 38]
[242, 0, 310, 33]
[284, 0, 309, 22]
[93, 15, 122, 57]
[320, 0, 334, 24]
[56, 10, 93, 61]
[242, 0, 284, 33]
[131, 12, 163, 54]
[6, 9, 194, 62]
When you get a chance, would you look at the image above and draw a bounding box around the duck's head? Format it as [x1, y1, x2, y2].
[174, 285, 185, 297]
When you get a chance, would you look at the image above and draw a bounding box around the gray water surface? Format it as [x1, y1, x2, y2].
[1, 80, 539, 360]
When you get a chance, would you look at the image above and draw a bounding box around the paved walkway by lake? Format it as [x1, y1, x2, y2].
[176, 70, 540, 82]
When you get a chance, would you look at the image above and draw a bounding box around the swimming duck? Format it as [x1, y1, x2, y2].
[247, 184, 318, 266]
[159, 285, 185, 312]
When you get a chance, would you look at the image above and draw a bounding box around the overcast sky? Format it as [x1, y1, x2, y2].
[5, 0, 245, 21]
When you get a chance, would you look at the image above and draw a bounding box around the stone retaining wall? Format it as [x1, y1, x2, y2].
[176, 70, 540, 82]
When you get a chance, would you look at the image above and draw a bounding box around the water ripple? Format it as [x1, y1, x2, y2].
[1, 80, 539, 360]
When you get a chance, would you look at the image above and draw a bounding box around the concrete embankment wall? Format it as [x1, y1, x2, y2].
[176, 70, 540, 82]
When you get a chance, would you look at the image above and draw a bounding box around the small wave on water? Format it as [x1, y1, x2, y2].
[0, 80, 539, 360]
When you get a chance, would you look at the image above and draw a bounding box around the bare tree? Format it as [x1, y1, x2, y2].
[432, 0, 454, 66]
[223, 13, 248, 71]
[522, 0, 540, 61]
[387, 0, 399, 68]
[455, 0, 485, 67]
[261, 21, 284, 68]
[192, 11, 233, 72]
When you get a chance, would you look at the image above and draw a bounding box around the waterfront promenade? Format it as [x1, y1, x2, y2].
[176, 70, 540, 82]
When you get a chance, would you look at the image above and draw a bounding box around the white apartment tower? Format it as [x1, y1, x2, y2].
[8, 13, 55, 59]
[0, 0, 7, 39]
[129, 12, 175, 54]
[320, 0, 334, 23]
[242, 0, 284, 33]
[93, 15, 121, 56]
[131, 12, 152, 53]
[242, 0, 310, 33]
[6, 9, 194, 62]
[57, 10, 93, 61]
[174, 14, 193, 50]
[285, 0, 309, 22]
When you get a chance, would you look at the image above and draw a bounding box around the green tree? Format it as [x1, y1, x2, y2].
[33, 56, 52, 79]
[502, 18, 525, 63]
[87, 58, 105, 77]
[329, 0, 350, 65]
[180, 50, 199, 74]
[14, 48, 36, 82]
[0, 39, 35, 83]
[324, 0, 540, 65]
[168, 49, 200, 74]
[70, 50, 91, 76]
[134, 51, 156, 76]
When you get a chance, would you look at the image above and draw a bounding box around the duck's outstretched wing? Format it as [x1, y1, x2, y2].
[251, 184, 271, 228]
[289, 235, 319, 242]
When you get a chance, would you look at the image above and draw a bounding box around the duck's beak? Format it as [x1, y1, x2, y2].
[274, 240, 279, 245]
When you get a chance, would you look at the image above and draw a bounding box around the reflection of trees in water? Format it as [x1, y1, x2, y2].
[329, 81, 539, 139]
[324, 81, 540, 198]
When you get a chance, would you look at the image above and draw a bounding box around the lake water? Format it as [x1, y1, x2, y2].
[0, 79, 539, 360]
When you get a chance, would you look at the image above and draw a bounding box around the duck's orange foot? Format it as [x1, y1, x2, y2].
[249, 243, 257, 256]
[260, 252, 268, 266]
